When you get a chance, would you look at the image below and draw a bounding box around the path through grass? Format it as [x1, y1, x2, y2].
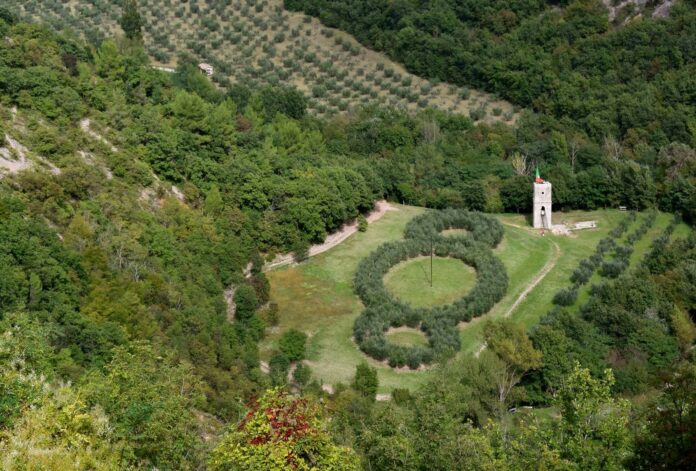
[264, 207, 666, 393]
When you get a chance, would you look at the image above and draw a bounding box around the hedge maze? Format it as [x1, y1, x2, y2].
[353, 210, 508, 369]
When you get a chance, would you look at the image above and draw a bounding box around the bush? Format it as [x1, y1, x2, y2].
[269, 352, 290, 386]
[234, 284, 258, 320]
[391, 388, 412, 405]
[552, 287, 578, 306]
[469, 105, 486, 121]
[353, 362, 378, 400]
[357, 214, 368, 232]
[292, 240, 310, 262]
[293, 362, 311, 387]
[278, 329, 307, 361]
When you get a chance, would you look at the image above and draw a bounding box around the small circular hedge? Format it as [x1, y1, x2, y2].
[353, 210, 508, 369]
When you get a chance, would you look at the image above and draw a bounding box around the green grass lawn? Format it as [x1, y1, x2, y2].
[383, 256, 476, 308]
[385, 328, 429, 347]
[264, 206, 682, 394]
[441, 228, 469, 237]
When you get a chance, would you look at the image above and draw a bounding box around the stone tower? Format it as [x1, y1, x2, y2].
[533, 168, 552, 229]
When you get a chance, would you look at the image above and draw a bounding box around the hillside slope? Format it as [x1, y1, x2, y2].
[5, 0, 516, 122]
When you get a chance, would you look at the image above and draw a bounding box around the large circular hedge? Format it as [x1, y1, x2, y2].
[353, 210, 507, 369]
[403, 208, 504, 248]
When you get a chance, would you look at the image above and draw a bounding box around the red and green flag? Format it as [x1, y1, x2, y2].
[535, 167, 543, 183]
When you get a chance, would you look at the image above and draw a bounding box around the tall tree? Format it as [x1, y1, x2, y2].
[483, 319, 542, 412]
[556, 364, 631, 470]
[120, 0, 143, 41]
[353, 361, 379, 401]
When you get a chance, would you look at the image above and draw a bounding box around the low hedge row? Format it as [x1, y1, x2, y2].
[353, 210, 508, 368]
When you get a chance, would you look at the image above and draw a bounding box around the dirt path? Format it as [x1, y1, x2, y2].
[80, 118, 118, 152]
[475, 228, 561, 358]
[502, 239, 560, 319]
[265, 200, 397, 270]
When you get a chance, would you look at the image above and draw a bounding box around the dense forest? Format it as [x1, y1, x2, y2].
[286, 0, 696, 147]
[1, 1, 696, 469]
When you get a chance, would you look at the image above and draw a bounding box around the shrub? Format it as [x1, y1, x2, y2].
[552, 287, 578, 306]
[234, 284, 258, 320]
[293, 362, 311, 387]
[358, 214, 368, 232]
[353, 362, 378, 400]
[278, 329, 307, 361]
[469, 105, 487, 121]
[269, 352, 290, 386]
[391, 388, 412, 405]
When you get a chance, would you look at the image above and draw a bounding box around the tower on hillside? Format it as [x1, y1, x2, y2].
[533, 167, 552, 229]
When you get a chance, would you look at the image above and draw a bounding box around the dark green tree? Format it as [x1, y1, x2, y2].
[234, 285, 258, 321]
[353, 362, 378, 401]
[120, 0, 143, 41]
[278, 329, 307, 361]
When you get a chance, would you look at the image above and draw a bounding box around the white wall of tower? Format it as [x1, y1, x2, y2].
[533, 182, 552, 229]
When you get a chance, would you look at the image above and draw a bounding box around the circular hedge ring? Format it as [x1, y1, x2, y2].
[404, 208, 504, 248]
[353, 210, 508, 369]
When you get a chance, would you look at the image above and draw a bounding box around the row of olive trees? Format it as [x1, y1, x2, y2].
[553, 212, 637, 306]
[353, 210, 508, 368]
[600, 211, 656, 279]
[554, 210, 663, 306]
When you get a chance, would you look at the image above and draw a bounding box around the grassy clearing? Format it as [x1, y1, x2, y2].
[264, 206, 680, 393]
[385, 328, 429, 347]
[262, 205, 433, 393]
[441, 228, 469, 237]
[383, 256, 476, 308]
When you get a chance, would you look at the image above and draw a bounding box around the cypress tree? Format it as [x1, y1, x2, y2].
[120, 0, 142, 41]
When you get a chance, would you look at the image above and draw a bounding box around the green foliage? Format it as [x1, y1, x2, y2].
[260, 85, 307, 120]
[352, 361, 378, 400]
[209, 389, 360, 470]
[119, 0, 143, 41]
[630, 360, 696, 471]
[354, 210, 508, 367]
[83, 342, 206, 469]
[278, 328, 307, 361]
[483, 319, 542, 412]
[293, 362, 312, 387]
[287, 0, 696, 149]
[269, 351, 290, 386]
[357, 214, 368, 232]
[556, 364, 631, 470]
[234, 285, 259, 321]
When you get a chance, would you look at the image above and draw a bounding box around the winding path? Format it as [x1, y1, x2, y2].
[265, 200, 397, 270]
[475, 227, 561, 357]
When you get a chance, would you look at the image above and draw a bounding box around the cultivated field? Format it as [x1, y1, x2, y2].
[6, 0, 516, 121]
[263, 205, 690, 394]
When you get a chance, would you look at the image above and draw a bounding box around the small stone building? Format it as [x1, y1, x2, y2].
[198, 63, 213, 76]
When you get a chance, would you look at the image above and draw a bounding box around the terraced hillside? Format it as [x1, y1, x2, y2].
[6, 0, 516, 121]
